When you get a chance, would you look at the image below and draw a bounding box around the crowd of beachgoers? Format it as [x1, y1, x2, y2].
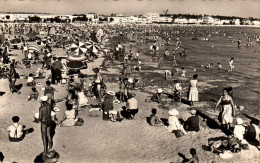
[0, 23, 259, 163]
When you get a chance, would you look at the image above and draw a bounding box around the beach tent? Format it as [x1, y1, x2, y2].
[70, 42, 87, 56]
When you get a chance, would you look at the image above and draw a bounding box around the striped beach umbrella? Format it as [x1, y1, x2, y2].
[70, 42, 87, 56]
[85, 41, 100, 53]
[28, 45, 41, 53]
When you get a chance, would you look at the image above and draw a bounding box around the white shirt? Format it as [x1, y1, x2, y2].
[168, 116, 181, 131]
[127, 98, 138, 109]
[27, 76, 34, 83]
[7, 123, 23, 138]
[233, 125, 245, 141]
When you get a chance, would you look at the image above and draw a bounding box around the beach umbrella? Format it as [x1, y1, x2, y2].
[28, 45, 41, 53]
[85, 41, 100, 53]
[70, 42, 87, 56]
[66, 60, 85, 69]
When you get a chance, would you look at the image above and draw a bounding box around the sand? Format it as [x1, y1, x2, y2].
[0, 25, 260, 163]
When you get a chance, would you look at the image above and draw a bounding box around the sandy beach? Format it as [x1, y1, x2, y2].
[0, 24, 260, 163]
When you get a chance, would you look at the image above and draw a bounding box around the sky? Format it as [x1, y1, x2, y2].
[0, 0, 259, 18]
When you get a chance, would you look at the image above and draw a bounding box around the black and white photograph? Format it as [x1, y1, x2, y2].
[0, 0, 259, 162]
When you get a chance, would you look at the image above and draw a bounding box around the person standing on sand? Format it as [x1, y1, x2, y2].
[215, 88, 236, 131]
[228, 57, 234, 73]
[238, 39, 241, 47]
[8, 62, 20, 94]
[39, 96, 54, 154]
[188, 74, 199, 106]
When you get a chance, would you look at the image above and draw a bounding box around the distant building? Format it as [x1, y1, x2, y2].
[202, 16, 214, 24]
[252, 20, 260, 26]
[234, 19, 240, 25]
[86, 13, 99, 23]
[144, 12, 160, 23]
[188, 19, 199, 24]
[0, 12, 54, 22]
[137, 16, 150, 24]
[158, 16, 173, 23]
[174, 18, 188, 24]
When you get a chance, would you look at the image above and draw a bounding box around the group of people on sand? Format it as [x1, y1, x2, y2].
[1, 23, 260, 163]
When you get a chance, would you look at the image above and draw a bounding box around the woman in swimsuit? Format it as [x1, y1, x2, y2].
[215, 88, 236, 131]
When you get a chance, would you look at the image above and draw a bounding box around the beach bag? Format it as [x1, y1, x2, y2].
[174, 130, 184, 138]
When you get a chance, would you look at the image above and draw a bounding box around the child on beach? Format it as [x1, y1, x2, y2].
[7, 116, 27, 142]
[44, 80, 55, 103]
[164, 49, 169, 57]
[135, 51, 139, 62]
[158, 57, 163, 68]
[172, 54, 177, 66]
[28, 87, 39, 101]
[185, 148, 199, 163]
[149, 108, 163, 126]
[238, 39, 242, 47]
[181, 67, 186, 81]
[151, 88, 164, 104]
[173, 80, 182, 102]
[228, 57, 234, 73]
[27, 73, 36, 86]
[217, 62, 222, 69]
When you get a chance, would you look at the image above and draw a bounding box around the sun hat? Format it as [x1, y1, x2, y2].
[190, 109, 197, 115]
[168, 109, 179, 116]
[40, 96, 48, 102]
[157, 88, 163, 93]
[113, 100, 120, 104]
[236, 118, 243, 125]
[107, 91, 115, 96]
